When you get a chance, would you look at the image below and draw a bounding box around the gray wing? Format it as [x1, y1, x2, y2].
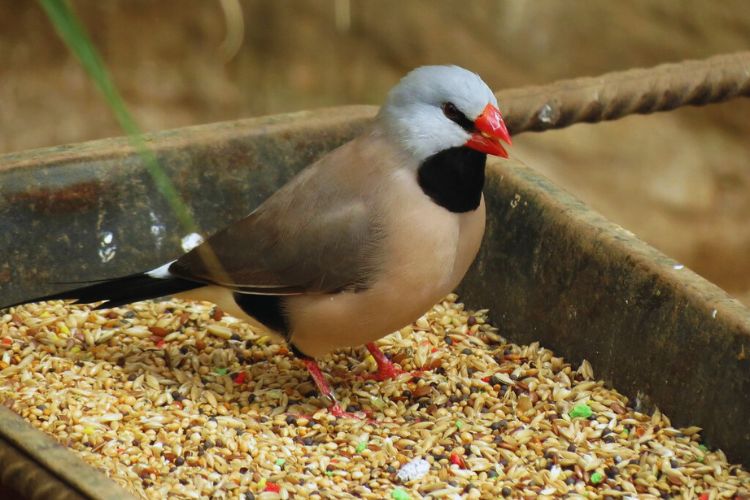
[170, 165, 385, 295]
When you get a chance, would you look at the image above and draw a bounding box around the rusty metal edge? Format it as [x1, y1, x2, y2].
[488, 156, 750, 331]
[0, 406, 134, 500]
[0, 105, 378, 174]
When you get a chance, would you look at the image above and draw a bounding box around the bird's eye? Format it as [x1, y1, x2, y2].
[442, 102, 461, 121]
[441, 102, 475, 133]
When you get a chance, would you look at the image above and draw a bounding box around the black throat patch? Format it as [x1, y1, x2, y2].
[417, 146, 486, 213]
[233, 293, 290, 340]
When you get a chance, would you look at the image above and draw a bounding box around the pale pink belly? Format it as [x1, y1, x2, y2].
[288, 197, 485, 358]
[286, 282, 448, 358]
[177, 196, 485, 359]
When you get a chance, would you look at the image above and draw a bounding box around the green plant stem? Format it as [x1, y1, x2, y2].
[38, 0, 198, 234]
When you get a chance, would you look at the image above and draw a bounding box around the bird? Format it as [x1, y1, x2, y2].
[4, 65, 511, 416]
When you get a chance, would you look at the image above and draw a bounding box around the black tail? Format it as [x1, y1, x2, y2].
[4, 272, 202, 310]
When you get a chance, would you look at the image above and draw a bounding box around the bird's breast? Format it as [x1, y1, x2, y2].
[288, 170, 485, 358]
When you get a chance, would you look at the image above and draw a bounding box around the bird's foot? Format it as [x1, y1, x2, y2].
[328, 402, 362, 419]
[363, 342, 406, 381]
[363, 360, 406, 381]
[301, 358, 362, 419]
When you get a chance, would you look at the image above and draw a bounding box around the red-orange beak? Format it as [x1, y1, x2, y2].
[465, 103, 512, 158]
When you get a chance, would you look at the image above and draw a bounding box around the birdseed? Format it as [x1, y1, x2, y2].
[0, 294, 748, 499]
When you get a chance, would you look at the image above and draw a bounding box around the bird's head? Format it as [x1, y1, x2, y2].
[377, 65, 512, 163]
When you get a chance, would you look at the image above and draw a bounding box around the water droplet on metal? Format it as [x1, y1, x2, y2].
[98, 230, 117, 263]
[538, 103, 555, 124]
[149, 211, 166, 248]
[181, 233, 204, 252]
[510, 193, 521, 208]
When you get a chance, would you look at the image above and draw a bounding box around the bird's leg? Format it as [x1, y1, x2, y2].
[365, 342, 405, 381]
[301, 358, 358, 418]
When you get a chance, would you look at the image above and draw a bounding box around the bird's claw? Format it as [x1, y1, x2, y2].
[363, 362, 406, 381]
[328, 402, 364, 419]
[364, 341, 406, 381]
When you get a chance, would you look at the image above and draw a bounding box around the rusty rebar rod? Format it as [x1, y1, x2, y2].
[497, 51, 750, 135]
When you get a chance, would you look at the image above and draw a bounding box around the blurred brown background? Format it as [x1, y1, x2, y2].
[1, 0, 749, 304]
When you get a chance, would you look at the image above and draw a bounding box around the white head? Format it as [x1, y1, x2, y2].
[377, 65, 511, 163]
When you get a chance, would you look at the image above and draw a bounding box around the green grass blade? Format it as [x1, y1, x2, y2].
[38, 0, 198, 234]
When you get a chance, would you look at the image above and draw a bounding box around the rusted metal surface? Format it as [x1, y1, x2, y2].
[498, 51, 750, 134]
[0, 406, 133, 499]
[0, 106, 377, 307]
